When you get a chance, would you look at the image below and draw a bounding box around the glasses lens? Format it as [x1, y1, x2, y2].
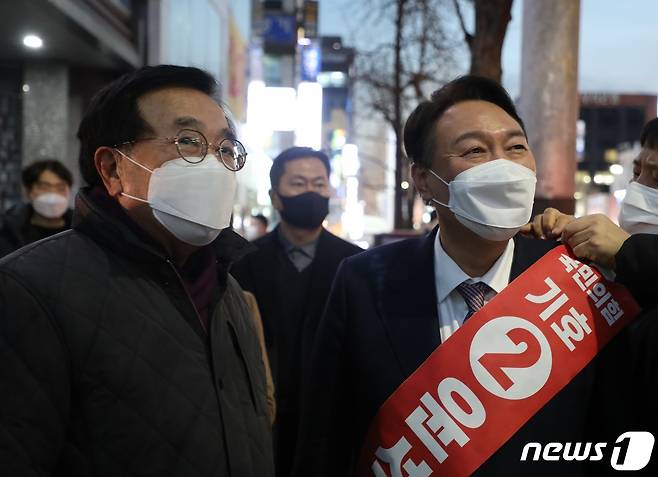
[176, 129, 207, 163]
[219, 138, 247, 171]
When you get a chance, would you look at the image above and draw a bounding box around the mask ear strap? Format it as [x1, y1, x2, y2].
[430, 198, 450, 209]
[425, 168, 450, 209]
[114, 149, 152, 204]
[427, 168, 449, 187]
[114, 148, 154, 174]
[121, 192, 149, 205]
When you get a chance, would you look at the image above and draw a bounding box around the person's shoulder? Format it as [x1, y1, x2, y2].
[242, 230, 277, 257]
[513, 234, 560, 262]
[0, 203, 30, 230]
[321, 229, 363, 255]
[341, 234, 426, 273]
[0, 229, 84, 274]
[231, 230, 277, 273]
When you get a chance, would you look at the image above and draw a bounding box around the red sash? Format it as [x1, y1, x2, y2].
[356, 245, 641, 477]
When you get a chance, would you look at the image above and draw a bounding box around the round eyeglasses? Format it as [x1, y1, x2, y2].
[116, 129, 247, 171]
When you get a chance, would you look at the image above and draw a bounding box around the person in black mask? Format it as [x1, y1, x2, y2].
[231, 146, 362, 477]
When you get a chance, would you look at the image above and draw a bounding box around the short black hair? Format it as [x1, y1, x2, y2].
[403, 75, 526, 168]
[640, 117, 658, 149]
[252, 214, 268, 228]
[269, 146, 331, 189]
[77, 65, 219, 186]
[22, 159, 73, 189]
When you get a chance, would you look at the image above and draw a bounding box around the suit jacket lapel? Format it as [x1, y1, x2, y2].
[510, 235, 559, 281]
[375, 234, 554, 381]
[303, 230, 345, 315]
[378, 228, 441, 378]
[251, 230, 286, 343]
[300, 230, 344, 345]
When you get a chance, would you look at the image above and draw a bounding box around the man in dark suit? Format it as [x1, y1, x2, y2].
[522, 116, 658, 308]
[294, 76, 634, 477]
[231, 146, 362, 477]
[521, 117, 658, 474]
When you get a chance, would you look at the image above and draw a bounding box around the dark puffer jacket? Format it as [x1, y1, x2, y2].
[0, 202, 73, 257]
[0, 188, 274, 476]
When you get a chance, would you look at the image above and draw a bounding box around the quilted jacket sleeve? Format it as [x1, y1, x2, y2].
[0, 270, 71, 475]
[242, 290, 276, 425]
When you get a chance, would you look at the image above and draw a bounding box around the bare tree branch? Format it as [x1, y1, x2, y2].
[452, 0, 473, 48]
[349, 0, 459, 228]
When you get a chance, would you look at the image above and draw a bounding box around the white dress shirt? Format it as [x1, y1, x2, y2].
[434, 230, 515, 342]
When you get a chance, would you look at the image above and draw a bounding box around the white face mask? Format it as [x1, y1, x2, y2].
[244, 225, 260, 241]
[116, 151, 237, 246]
[33, 192, 69, 219]
[618, 181, 658, 234]
[429, 158, 537, 241]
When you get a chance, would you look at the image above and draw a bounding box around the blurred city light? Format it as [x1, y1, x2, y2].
[246, 80, 266, 130]
[582, 175, 592, 184]
[342, 176, 364, 240]
[401, 181, 410, 190]
[614, 189, 627, 201]
[593, 173, 615, 185]
[23, 34, 43, 49]
[295, 81, 322, 149]
[609, 164, 624, 175]
[342, 144, 360, 177]
[246, 81, 298, 132]
[317, 71, 346, 88]
[265, 87, 297, 131]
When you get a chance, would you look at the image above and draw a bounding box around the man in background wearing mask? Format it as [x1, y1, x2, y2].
[245, 213, 269, 240]
[0, 159, 73, 257]
[522, 116, 658, 307]
[0, 65, 273, 476]
[232, 146, 362, 477]
[294, 76, 625, 477]
[521, 119, 658, 473]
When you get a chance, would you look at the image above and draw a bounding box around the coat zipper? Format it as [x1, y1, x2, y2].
[164, 258, 208, 334]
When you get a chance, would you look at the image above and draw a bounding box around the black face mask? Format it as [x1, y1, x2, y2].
[277, 191, 329, 230]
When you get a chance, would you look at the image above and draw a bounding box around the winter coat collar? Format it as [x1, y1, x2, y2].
[72, 186, 253, 268]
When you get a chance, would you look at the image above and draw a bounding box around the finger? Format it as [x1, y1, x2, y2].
[552, 214, 575, 237]
[519, 223, 533, 235]
[564, 227, 592, 250]
[562, 216, 593, 242]
[542, 208, 560, 236]
[532, 214, 546, 239]
[571, 241, 593, 263]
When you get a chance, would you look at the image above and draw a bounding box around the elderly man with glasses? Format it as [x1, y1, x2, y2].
[0, 65, 273, 477]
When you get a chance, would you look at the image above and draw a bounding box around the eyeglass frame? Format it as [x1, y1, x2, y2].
[113, 128, 247, 171]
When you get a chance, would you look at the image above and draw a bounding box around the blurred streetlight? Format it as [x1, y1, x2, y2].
[609, 164, 624, 175]
[23, 34, 43, 49]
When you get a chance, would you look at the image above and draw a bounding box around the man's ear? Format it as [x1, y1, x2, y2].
[25, 187, 37, 202]
[95, 147, 122, 198]
[411, 163, 433, 205]
[269, 189, 282, 210]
